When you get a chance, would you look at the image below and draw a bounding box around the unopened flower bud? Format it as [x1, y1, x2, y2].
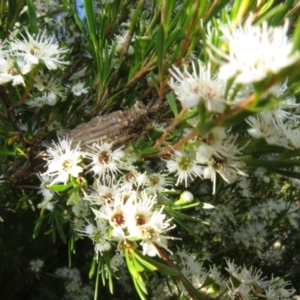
[174, 190, 194, 205]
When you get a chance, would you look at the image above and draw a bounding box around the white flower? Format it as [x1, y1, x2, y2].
[37, 198, 56, 211]
[42, 137, 83, 185]
[0, 56, 30, 86]
[198, 126, 231, 158]
[145, 172, 171, 193]
[10, 29, 69, 70]
[265, 80, 298, 110]
[33, 0, 60, 17]
[121, 169, 147, 189]
[196, 139, 246, 194]
[47, 120, 67, 136]
[70, 81, 89, 96]
[92, 192, 137, 240]
[79, 220, 111, 257]
[83, 183, 117, 206]
[85, 141, 124, 182]
[215, 17, 300, 84]
[69, 67, 87, 81]
[227, 282, 252, 300]
[121, 192, 175, 257]
[138, 208, 175, 257]
[33, 71, 66, 100]
[26, 94, 48, 108]
[29, 259, 44, 272]
[166, 149, 203, 187]
[126, 192, 157, 236]
[110, 251, 124, 271]
[169, 60, 226, 112]
[26, 93, 57, 107]
[114, 30, 134, 56]
[246, 111, 291, 148]
[268, 277, 296, 298]
[37, 174, 55, 201]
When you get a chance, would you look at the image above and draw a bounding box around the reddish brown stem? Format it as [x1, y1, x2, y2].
[153, 108, 187, 148]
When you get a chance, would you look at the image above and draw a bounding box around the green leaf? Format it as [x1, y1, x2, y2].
[108, 270, 114, 294]
[134, 250, 179, 276]
[166, 209, 203, 242]
[217, 110, 253, 127]
[165, 27, 183, 51]
[54, 214, 66, 243]
[48, 184, 73, 192]
[167, 208, 201, 222]
[293, 15, 300, 53]
[83, 0, 96, 43]
[94, 261, 101, 300]
[89, 256, 96, 279]
[0, 150, 20, 155]
[132, 277, 147, 300]
[258, 3, 289, 25]
[132, 256, 145, 273]
[6, 0, 26, 36]
[132, 251, 158, 272]
[156, 24, 165, 76]
[125, 249, 142, 280]
[270, 0, 293, 26]
[197, 120, 215, 135]
[26, 0, 38, 34]
[166, 92, 178, 117]
[149, 71, 160, 92]
[33, 215, 46, 239]
[269, 168, 300, 180]
[132, 137, 158, 155]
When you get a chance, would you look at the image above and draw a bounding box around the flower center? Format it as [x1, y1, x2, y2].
[102, 192, 114, 204]
[149, 174, 160, 187]
[179, 157, 192, 171]
[135, 213, 147, 226]
[124, 170, 137, 182]
[62, 159, 73, 171]
[110, 209, 125, 227]
[98, 151, 110, 165]
[211, 156, 226, 171]
[141, 226, 155, 239]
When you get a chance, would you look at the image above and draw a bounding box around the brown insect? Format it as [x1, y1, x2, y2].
[69, 102, 148, 150]
[9, 102, 148, 179]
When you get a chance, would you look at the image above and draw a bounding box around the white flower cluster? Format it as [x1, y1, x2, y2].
[233, 200, 299, 256]
[29, 258, 44, 273]
[0, 27, 86, 110]
[166, 126, 246, 194]
[40, 137, 175, 258]
[169, 61, 227, 111]
[188, 181, 299, 258]
[213, 16, 300, 84]
[0, 29, 69, 86]
[150, 253, 296, 300]
[226, 259, 295, 299]
[55, 267, 94, 300]
[246, 82, 300, 149]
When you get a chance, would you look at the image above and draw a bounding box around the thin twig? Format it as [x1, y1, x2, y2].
[153, 108, 187, 148]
